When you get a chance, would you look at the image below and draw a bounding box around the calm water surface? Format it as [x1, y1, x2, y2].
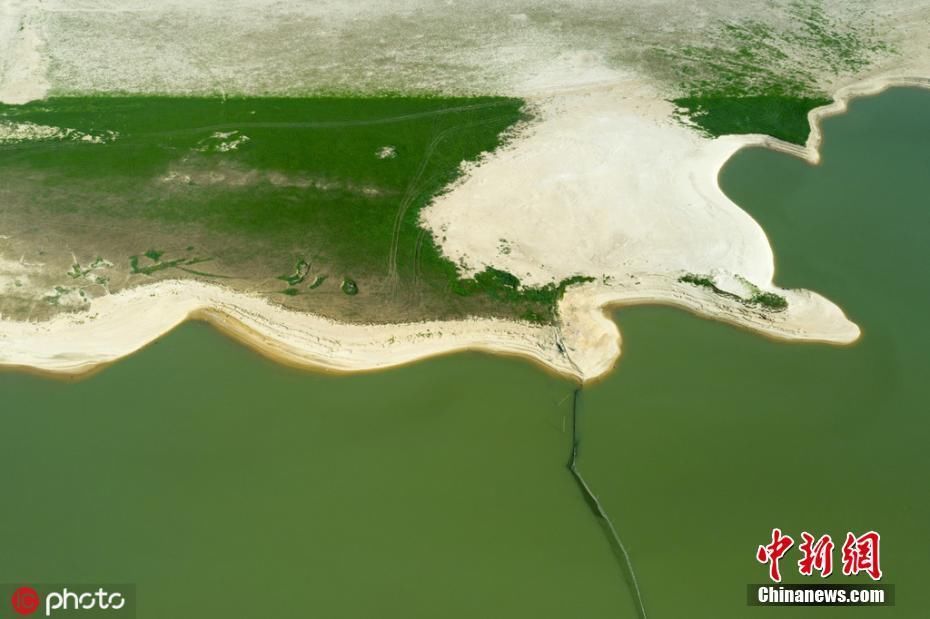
[0, 333, 634, 617]
[2, 88, 928, 618]
[582, 87, 930, 618]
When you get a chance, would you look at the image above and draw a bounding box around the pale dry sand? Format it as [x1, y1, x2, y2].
[0, 280, 577, 379]
[0, 2, 927, 381]
[0, 2, 47, 104]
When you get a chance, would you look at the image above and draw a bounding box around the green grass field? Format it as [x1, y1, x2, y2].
[0, 96, 582, 324]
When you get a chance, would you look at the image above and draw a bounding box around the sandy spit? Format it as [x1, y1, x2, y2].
[2, 74, 927, 382]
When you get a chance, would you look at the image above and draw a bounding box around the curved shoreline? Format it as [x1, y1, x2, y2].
[0, 274, 860, 384]
[0, 279, 578, 380]
[1, 75, 924, 383]
[744, 75, 930, 165]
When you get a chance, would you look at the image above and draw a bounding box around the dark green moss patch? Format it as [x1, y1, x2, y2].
[341, 278, 358, 295]
[130, 253, 213, 276]
[673, 96, 830, 146]
[750, 291, 788, 310]
[68, 263, 90, 279]
[278, 258, 311, 286]
[679, 272, 787, 312]
[678, 273, 716, 289]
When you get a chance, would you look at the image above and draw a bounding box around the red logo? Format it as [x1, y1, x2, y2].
[842, 531, 883, 581]
[757, 528, 884, 582]
[11, 587, 40, 615]
[756, 528, 794, 582]
[798, 532, 835, 578]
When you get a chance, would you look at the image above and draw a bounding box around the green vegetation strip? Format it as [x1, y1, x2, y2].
[679, 273, 787, 311]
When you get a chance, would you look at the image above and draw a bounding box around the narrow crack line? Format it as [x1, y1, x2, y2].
[568, 386, 648, 619]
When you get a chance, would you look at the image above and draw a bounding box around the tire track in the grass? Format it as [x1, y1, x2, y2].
[387, 116, 509, 295]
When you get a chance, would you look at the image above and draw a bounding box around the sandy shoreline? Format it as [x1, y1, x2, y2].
[0, 279, 578, 379]
[749, 75, 930, 165]
[0, 272, 860, 384]
[0, 70, 925, 381]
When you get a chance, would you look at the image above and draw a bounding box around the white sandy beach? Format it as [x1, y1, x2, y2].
[0, 1, 928, 381]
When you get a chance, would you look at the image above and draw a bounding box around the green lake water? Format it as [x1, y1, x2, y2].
[0, 336, 631, 617]
[581, 87, 930, 617]
[2, 87, 928, 617]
